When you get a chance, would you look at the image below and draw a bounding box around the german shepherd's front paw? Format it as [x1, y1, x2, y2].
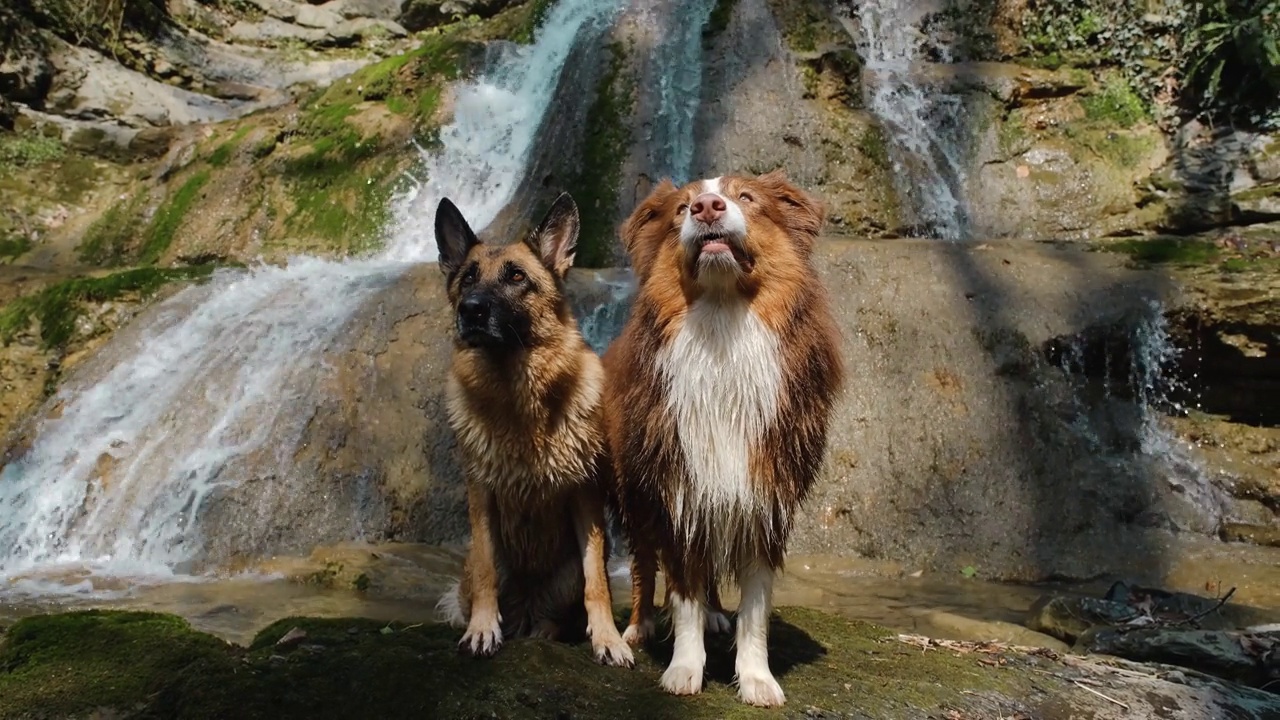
[459, 614, 503, 657]
[591, 633, 636, 668]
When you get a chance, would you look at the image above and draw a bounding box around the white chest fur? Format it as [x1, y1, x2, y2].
[657, 297, 783, 559]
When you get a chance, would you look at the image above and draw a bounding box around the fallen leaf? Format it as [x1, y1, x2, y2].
[1016, 165, 1030, 178]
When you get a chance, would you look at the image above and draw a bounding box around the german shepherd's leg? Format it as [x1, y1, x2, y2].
[459, 483, 504, 657]
[573, 487, 635, 667]
[623, 543, 657, 646]
[660, 579, 707, 696]
[733, 552, 784, 707]
[706, 576, 731, 634]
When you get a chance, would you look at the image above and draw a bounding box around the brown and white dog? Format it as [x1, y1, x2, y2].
[434, 193, 634, 668]
[603, 171, 843, 706]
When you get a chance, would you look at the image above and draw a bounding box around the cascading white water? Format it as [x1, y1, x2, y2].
[644, 0, 716, 185]
[855, 0, 972, 240]
[0, 0, 623, 593]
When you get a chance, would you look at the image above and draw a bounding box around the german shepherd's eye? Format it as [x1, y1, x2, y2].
[460, 264, 478, 288]
[507, 267, 527, 284]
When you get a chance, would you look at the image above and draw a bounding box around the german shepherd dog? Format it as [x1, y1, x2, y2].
[434, 193, 634, 668]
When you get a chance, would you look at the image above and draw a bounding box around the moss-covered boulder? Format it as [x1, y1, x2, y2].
[2, 607, 1279, 719]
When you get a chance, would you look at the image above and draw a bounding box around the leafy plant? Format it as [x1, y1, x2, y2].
[1184, 0, 1280, 124]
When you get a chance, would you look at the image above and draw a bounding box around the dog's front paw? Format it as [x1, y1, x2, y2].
[622, 618, 655, 647]
[737, 672, 785, 707]
[660, 661, 704, 696]
[592, 634, 636, 668]
[705, 609, 731, 634]
[459, 614, 503, 657]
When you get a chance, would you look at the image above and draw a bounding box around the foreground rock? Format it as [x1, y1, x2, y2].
[1, 607, 1277, 719]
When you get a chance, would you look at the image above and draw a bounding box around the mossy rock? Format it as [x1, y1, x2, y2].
[0, 607, 1039, 719]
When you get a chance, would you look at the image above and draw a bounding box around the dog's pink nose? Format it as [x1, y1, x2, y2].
[690, 193, 726, 224]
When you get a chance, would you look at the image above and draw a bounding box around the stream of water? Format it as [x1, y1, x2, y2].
[0, 0, 624, 592]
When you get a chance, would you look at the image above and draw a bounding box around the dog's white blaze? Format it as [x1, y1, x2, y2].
[658, 296, 783, 568]
[679, 177, 747, 251]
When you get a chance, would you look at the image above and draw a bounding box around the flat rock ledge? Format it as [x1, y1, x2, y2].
[1, 607, 1277, 719]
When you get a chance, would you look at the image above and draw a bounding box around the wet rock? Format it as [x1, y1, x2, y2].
[1025, 595, 1139, 644]
[1221, 523, 1280, 548]
[1079, 626, 1280, 688]
[921, 610, 1071, 652]
[3, 608, 1279, 719]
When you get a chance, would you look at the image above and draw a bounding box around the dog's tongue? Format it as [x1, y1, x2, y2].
[702, 241, 731, 255]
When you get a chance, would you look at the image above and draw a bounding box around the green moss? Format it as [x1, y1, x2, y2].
[0, 266, 216, 349]
[766, 0, 843, 54]
[506, 0, 555, 44]
[207, 126, 252, 167]
[0, 133, 65, 169]
[567, 40, 636, 268]
[1099, 237, 1220, 266]
[139, 171, 211, 265]
[0, 607, 1038, 720]
[703, 0, 739, 43]
[1080, 75, 1148, 129]
[77, 192, 147, 266]
[0, 234, 32, 262]
[857, 124, 890, 170]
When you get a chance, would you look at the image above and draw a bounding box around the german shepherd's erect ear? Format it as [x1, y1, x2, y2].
[526, 192, 580, 279]
[435, 197, 480, 278]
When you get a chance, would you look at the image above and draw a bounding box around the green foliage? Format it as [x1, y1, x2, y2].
[0, 265, 215, 348]
[704, 0, 740, 44]
[0, 133, 65, 168]
[568, 41, 636, 268]
[1184, 0, 1280, 125]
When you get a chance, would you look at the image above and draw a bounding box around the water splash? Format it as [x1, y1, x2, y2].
[854, 0, 972, 240]
[0, 0, 622, 591]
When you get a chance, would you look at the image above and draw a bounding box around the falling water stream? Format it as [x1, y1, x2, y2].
[3, 0, 1278, 650]
[0, 0, 625, 591]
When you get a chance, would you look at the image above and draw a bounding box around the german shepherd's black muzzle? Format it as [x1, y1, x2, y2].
[455, 289, 530, 350]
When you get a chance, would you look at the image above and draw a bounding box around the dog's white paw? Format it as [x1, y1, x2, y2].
[622, 618, 655, 647]
[459, 614, 503, 657]
[737, 672, 786, 707]
[660, 662, 704, 696]
[705, 609, 731, 634]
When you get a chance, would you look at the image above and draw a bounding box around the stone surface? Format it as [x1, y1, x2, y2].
[322, 17, 409, 46]
[321, 0, 405, 21]
[2, 608, 1279, 719]
[1080, 626, 1280, 688]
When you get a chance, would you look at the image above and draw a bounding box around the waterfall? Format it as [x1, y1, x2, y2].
[854, 0, 972, 240]
[0, 0, 624, 591]
[643, 0, 716, 185]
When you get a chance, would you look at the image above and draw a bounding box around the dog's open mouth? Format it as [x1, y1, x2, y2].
[697, 232, 753, 271]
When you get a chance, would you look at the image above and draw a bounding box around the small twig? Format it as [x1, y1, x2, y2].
[1073, 680, 1130, 709]
[1175, 587, 1237, 627]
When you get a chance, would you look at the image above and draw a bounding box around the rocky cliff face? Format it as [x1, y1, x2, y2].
[0, 0, 1277, 575]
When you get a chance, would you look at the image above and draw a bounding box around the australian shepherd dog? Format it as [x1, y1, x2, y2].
[603, 170, 843, 706]
[434, 192, 633, 668]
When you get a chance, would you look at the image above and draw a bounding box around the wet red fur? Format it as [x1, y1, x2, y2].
[603, 170, 844, 643]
